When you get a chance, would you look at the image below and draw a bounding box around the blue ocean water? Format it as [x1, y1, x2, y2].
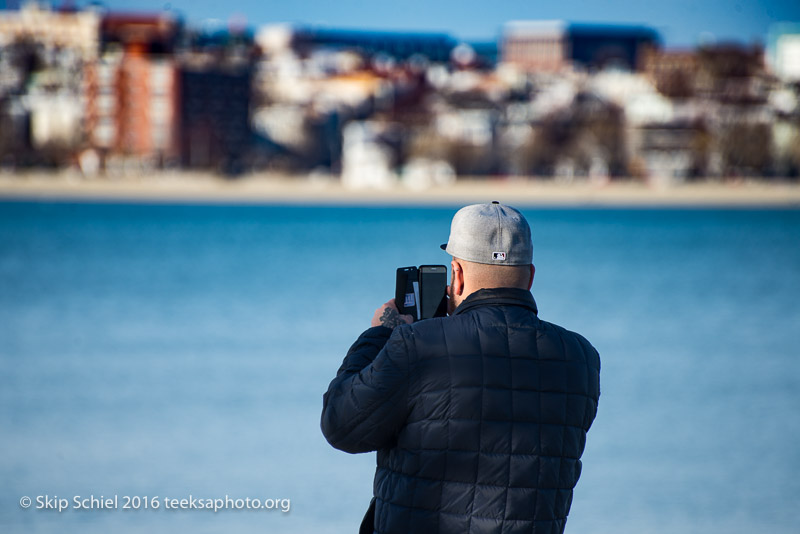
[1, 200, 798, 534]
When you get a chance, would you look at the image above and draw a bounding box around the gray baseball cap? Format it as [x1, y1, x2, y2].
[440, 201, 533, 265]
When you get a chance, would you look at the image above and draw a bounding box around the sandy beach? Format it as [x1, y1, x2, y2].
[1, 171, 799, 206]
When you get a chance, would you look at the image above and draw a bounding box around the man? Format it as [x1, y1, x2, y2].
[321, 202, 600, 534]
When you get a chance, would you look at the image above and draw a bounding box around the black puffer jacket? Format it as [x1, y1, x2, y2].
[322, 288, 600, 534]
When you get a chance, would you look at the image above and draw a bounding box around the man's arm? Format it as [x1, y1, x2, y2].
[320, 300, 413, 454]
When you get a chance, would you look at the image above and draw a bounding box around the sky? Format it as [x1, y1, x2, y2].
[6, 0, 800, 46]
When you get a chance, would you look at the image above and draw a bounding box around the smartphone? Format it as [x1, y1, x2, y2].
[395, 266, 420, 319]
[419, 265, 448, 320]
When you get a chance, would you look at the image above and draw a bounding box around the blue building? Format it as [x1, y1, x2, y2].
[569, 23, 660, 71]
[291, 27, 457, 63]
[503, 20, 660, 72]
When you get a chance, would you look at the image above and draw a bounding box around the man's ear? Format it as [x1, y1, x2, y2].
[451, 259, 465, 296]
[528, 264, 535, 290]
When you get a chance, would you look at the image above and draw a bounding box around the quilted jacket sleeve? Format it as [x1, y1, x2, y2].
[321, 325, 412, 454]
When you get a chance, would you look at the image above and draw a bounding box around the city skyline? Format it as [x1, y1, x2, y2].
[2, 0, 798, 181]
[3, 0, 794, 46]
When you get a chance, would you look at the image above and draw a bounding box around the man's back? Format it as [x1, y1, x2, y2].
[322, 287, 600, 534]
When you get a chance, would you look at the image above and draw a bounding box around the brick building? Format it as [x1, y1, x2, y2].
[84, 13, 180, 167]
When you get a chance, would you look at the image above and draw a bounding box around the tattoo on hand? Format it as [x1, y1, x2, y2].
[380, 307, 406, 329]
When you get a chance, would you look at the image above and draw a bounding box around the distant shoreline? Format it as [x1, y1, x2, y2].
[1, 172, 800, 207]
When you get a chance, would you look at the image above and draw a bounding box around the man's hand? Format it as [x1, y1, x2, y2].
[371, 299, 414, 329]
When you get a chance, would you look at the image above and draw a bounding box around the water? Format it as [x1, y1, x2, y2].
[1, 201, 798, 534]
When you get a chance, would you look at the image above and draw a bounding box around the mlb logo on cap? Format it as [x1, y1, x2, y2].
[492, 252, 507, 261]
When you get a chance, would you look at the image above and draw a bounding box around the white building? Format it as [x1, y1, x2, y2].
[768, 23, 800, 81]
[0, 2, 99, 60]
[341, 121, 396, 189]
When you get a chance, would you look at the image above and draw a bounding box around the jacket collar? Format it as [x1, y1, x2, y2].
[452, 287, 538, 316]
